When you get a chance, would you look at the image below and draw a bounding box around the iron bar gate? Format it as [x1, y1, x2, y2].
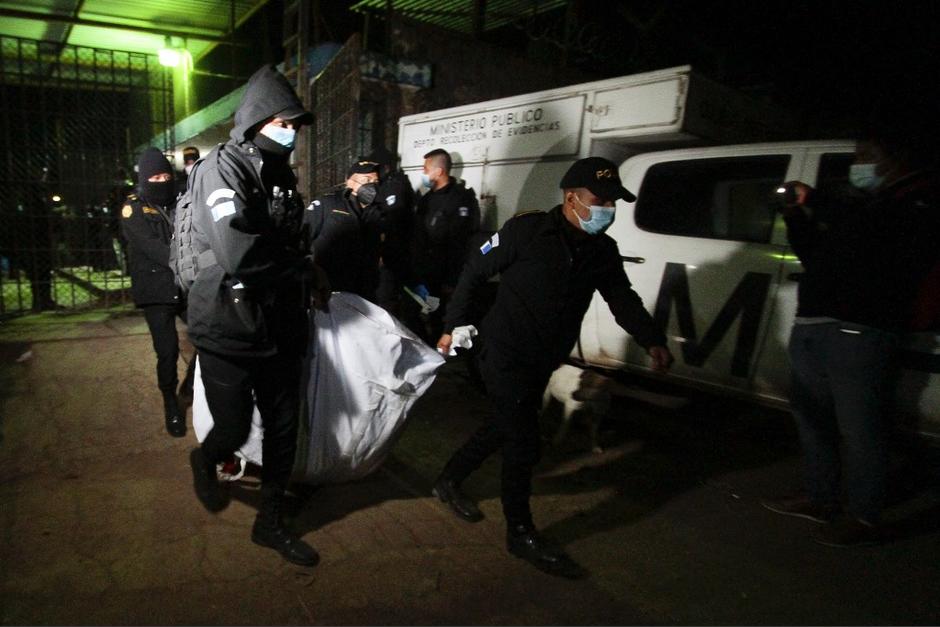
[309, 34, 361, 198]
[0, 35, 174, 317]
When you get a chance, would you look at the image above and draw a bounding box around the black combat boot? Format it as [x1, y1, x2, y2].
[507, 524, 588, 579]
[252, 488, 319, 567]
[162, 390, 186, 437]
[189, 447, 229, 513]
[432, 473, 484, 522]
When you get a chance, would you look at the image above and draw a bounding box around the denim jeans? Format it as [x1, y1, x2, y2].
[788, 321, 898, 522]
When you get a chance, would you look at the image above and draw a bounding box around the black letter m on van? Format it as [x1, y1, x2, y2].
[652, 263, 772, 378]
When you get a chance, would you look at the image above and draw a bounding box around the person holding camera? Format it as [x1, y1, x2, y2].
[763, 103, 940, 547]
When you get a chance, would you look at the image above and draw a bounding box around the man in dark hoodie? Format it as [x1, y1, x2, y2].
[185, 65, 325, 567]
[120, 147, 190, 437]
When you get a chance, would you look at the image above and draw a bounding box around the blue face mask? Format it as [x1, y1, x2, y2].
[421, 173, 431, 188]
[848, 162, 884, 191]
[573, 194, 615, 234]
[258, 123, 296, 150]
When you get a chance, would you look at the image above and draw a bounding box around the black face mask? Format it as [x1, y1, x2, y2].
[142, 180, 176, 208]
[355, 183, 378, 206]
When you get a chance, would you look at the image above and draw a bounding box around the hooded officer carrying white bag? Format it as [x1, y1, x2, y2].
[192, 292, 445, 483]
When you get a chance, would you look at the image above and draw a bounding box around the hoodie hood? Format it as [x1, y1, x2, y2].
[230, 64, 313, 142]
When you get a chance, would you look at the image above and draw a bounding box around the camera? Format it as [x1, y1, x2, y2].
[776, 184, 798, 205]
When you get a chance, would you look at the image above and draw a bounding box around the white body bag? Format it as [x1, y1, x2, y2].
[193, 292, 445, 484]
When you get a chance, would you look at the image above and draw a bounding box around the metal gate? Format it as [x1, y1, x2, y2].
[309, 34, 361, 199]
[0, 35, 174, 317]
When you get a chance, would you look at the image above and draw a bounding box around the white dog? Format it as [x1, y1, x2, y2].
[543, 363, 688, 453]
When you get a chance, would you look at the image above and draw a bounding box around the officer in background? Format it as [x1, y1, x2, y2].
[119, 147, 190, 437]
[433, 157, 673, 578]
[306, 159, 384, 302]
[412, 148, 480, 341]
[186, 65, 326, 567]
[368, 146, 416, 319]
[177, 146, 200, 195]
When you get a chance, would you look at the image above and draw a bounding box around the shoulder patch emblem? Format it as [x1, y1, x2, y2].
[458, 206, 470, 217]
[207, 188, 237, 222]
[121, 205, 133, 218]
[385, 194, 397, 206]
[479, 232, 499, 255]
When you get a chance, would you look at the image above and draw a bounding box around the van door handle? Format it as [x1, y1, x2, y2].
[621, 256, 645, 264]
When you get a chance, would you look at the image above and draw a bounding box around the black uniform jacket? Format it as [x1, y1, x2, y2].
[119, 194, 179, 307]
[306, 189, 382, 301]
[413, 177, 480, 289]
[445, 206, 667, 373]
[785, 171, 940, 331]
[375, 170, 416, 282]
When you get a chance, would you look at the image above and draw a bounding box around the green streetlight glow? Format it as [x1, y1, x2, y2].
[158, 47, 181, 67]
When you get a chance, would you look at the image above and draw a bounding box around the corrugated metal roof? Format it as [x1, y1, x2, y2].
[350, 0, 567, 35]
[0, 0, 268, 58]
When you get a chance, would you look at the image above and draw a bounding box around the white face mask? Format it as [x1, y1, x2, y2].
[573, 194, 615, 234]
[184, 163, 194, 176]
[848, 162, 884, 191]
[258, 123, 296, 149]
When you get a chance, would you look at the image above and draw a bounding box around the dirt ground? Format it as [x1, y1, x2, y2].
[1, 309, 938, 625]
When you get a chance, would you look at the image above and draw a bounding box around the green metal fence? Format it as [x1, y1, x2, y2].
[0, 35, 174, 316]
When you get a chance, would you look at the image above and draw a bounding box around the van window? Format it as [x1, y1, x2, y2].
[635, 155, 791, 243]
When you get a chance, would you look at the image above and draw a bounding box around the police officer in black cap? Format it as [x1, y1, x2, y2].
[185, 64, 326, 567]
[305, 159, 384, 302]
[432, 156, 673, 578]
[120, 147, 191, 437]
[412, 148, 480, 340]
[367, 146, 417, 318]
[177, 146, 200, 195]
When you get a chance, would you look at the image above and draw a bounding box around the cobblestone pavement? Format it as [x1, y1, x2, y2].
[1, 310, 938, 625]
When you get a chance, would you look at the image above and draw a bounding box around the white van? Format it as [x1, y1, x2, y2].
[397, 67, 939, 437]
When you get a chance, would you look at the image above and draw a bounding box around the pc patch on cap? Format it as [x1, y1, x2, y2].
[559, 157, 636, 202]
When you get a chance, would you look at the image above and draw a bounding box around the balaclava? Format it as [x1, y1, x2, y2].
[137, 147, 176, 208]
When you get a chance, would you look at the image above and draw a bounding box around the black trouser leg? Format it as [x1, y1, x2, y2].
[252, 353, 302, 495]
[493, 388, 543, 530]
[143, 304, 180, 394]
[445, 347, 547, 529]
[442, 419, 503, 483]
[198, 350, 255, 467]
[375, 267, 400, 317]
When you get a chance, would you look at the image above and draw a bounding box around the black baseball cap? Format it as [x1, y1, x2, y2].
[347, 159, 380, 178]
[560, 157, 636, 202]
